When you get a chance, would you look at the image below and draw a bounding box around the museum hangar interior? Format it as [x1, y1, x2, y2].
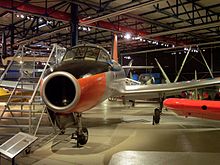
[0, 0, 220, 164]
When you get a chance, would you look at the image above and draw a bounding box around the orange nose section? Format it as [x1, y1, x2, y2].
[69, 73, 107, 113]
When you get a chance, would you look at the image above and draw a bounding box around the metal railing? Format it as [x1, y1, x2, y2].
[0, 43, 66, 135]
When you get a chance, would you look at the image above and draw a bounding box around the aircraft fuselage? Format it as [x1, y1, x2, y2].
[40, 44, 125, 114]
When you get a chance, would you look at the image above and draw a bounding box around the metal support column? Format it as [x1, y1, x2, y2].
[10, 27, 14, 56]
[199, 49, 214, 78]
[10, 13, 14, 55]
[70, 3, 78, 47]
[155, 58, 171, 83]
[210, 48, 213, 75]
[2, 31, 6, 57]
[174, 46, 191, 82]
[194, 70, 198, 99]
[145, 53, 148, 73]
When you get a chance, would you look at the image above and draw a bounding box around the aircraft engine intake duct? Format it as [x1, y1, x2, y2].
[41, 71, 81, 113]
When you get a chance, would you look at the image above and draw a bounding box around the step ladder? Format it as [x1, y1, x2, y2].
[0, 44, 66, 136]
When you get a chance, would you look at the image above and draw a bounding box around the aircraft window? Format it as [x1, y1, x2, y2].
[75, 47, 86, 59]
[63, 49, 76, 61]
[98, 50, 111, 62]
[84, 47, 99, 61]
[63, 45, 111, 62]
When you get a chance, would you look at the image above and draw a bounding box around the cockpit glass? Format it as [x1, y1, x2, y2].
[75, 47, 86, 58]
[84, 47, 99, 61]
[63, 48, 76, 61]
[62, 45, 111, 63]
[98, 50, 110, 62]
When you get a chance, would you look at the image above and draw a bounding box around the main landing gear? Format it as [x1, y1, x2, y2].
[71, 113, 88, 147]
[152, 96, 164, 125]
[153, 108, 160, 125]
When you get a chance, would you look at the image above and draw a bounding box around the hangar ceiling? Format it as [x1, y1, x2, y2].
[0, 0, 220, 54]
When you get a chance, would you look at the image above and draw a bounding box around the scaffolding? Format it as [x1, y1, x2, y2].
[0, 44, 66, 136]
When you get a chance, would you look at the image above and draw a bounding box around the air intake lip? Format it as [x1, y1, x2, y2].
[41, 71, 81, 113]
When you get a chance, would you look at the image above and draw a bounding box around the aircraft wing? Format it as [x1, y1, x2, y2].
[0, 88, 11, 97]
[0, 80, 35, 91]
[112, 77, 220, 99]
[122, 66, 154, 69]
[122, 59, 154, 69]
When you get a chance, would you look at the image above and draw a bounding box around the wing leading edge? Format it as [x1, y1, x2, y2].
[112, 77, 220, 99]
[0, 80, 35, 91]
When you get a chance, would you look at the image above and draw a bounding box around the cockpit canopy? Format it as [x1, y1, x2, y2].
[62, 44, 111, 63]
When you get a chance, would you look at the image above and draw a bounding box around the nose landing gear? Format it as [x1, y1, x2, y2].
[72, 127, 88, 147]
[71, 113, 88, 147]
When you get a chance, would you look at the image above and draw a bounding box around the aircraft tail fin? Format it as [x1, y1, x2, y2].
[155, 58, 171, 83]
[112, 34, 118, 62]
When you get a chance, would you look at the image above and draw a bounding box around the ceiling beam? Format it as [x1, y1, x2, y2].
[144, 21, 220, 38]
[0, 1, 152, 35]
[80, 0, 166, 25]
[122, 40, 220, 55]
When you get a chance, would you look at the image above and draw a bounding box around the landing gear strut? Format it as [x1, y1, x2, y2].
[71, 113, 88, 147]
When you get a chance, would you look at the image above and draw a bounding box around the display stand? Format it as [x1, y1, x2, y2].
[0, 132, 38, 165]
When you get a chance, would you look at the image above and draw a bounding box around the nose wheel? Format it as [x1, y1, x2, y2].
[72, 127, 88, 147]
[71, 113, 89, 147]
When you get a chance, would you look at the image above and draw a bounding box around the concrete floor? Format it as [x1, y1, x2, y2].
[1, 100, 220, 165]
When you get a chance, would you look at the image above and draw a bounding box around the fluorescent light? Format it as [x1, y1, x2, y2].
[38, 24, 47, 28]
[124, 56, 131, 59]
[124, 33, 131, 40]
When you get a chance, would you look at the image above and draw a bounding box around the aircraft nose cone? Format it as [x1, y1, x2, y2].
[163, 98, 178, 109]
[163, 98, 171, 107]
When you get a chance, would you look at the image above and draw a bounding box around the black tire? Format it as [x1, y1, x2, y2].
[154, 108, 160, 124]
[77, 127, 88, 145]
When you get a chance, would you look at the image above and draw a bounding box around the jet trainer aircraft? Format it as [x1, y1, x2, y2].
[39, 44, 220, 145]
[1, 43, 220, 146]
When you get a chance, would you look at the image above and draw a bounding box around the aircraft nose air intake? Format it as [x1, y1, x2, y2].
[41, 71, 81, 113]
